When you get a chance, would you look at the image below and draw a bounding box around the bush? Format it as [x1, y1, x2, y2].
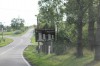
[13, 30, 22, 34]
[53, 41, 67, 55]
[21, 28, 25, 32]
[7, 28, 12, 32]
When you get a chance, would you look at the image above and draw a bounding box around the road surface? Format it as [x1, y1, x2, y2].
[0, 29, 33, 66]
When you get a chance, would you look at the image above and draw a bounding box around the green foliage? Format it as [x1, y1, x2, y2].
[11, 17, 25, 30]
[20, 28, 26, 32]
[53, 41, 67, 55]
[6, 26, 12, 32]
[31, 36, 35, 44]
[38, 0, 97, 58]
[38, 0, 64, 29]
[13, 30, 22, 34]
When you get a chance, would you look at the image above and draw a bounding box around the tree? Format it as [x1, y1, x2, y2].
[38, 0, 91, 57]
[0, 22, 3, 30]
[64, 0, 88, 57]
[6, 26, 12, 32]
[76, 0, 84, 57]
[88, 0, 95, 51]
[20, 19, 25, 28]
[76, 0, 90, 57]
[11, 17, 25, 30]
[38, 0, 66, 54]
[95, 0, 100, 60]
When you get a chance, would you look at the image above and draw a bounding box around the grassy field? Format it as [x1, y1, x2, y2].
[0, 38, 13, 47]
[24, 36, 100, 66]
[0, 29, 28, 36]
[0, 32, 13, 35]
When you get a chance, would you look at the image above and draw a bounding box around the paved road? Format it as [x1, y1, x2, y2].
[0, 29, 33, 66]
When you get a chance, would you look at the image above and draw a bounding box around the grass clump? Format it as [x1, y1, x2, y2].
[31, 36, 35, 44]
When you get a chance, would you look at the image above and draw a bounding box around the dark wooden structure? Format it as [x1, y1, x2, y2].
[35, 29, 55, 42]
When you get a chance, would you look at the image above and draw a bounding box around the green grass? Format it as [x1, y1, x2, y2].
[31, 36, 35, 44]
[0, 29, 28, 36]
[0, 38, 13, 47]
[23, 35, 100, 66]
[24, 36, 95, 66]
[0, 32, 13, 35]
[24, 45, 94, 66]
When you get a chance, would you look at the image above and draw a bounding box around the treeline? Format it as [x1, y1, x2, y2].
[37, 0, 100, 60]
[0, 17, 28, 35]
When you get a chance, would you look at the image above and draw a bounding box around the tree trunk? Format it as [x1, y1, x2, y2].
[95, 0, 100, 60]
[76, 16, 83, 57]
[76, 0, 84, 57]
[88, 0, 95, 51]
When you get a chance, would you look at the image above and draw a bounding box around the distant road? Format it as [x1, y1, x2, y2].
[0, 29, 33, 66]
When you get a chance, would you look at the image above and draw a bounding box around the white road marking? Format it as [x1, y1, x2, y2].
[0, 29, 33, 66]
[0, 38, 31, 66]
[21, 52, 31, 66]
[0, 39, 23, 55]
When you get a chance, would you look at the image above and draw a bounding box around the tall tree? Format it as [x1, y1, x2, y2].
[76, 0, 84, 57]
[64, 0, 89, 57]
[11, 17, 25, 30]
[20, 19, 25, 28]
[88, 0, 95, 51]
[76, 0, 88, 57]
[95, 0, 100, 60]
[38, 0, 89, 56]
[11, 18, 19, 30]
[38, 0, 66, 54]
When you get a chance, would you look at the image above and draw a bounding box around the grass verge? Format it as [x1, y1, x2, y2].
[0, 29, 28, 37]
[0, 32, 13, 35]
[31, 36, 35, 44]
[24, 45, 94, 66]
[24, 34, 100, 66]
[24, 36, 95, 66]
[0, 38, 13, 47]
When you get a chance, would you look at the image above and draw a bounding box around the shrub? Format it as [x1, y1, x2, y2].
[13, 30, 22, 34]
[21, 28, 25, 32]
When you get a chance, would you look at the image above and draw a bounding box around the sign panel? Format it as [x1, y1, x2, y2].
[35, 29, 55, 42]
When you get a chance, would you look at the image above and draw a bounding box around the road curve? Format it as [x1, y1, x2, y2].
[0, 29, 33, 66]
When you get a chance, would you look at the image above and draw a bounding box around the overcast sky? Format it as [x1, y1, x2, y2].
[0, 0, 39, 26]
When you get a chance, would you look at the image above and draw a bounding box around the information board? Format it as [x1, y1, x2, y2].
[35, 29, 55, 42]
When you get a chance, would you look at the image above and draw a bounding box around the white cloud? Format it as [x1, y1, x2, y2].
[0, 0, 39, 26]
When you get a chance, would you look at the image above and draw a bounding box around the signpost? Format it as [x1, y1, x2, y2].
[35, 15, 55, 54]
[35, 29, 55, 42]
[35, 28, 55, 54]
